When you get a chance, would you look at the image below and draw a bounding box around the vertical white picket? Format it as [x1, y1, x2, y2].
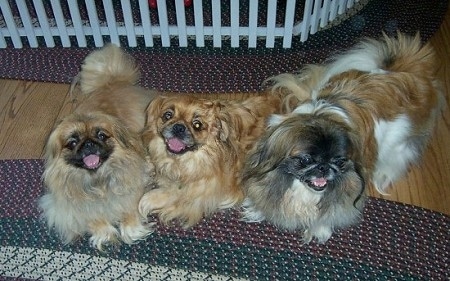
[102, 0, 120, 45]
[211, 0, 221, 47]
[193, 0, 205, 47]
[265, 0, 277, 48]
[121, 0, 137, 47]
[282, 0, 296, 48]
[347, 0, 355, 8]
[50, 0, 70, 47]
[309, 0, 322, 34]
[320, 0, 331, 28]
[329, 0, 339, 21]
[0, 0, 358, 49]
[16, 0, 38, 47]
[300, 0, 313, 42]
[33, 0, 55, 47]
[338, 0, 347, 15]
[85, 0, 104, 47]
[0, 30, 6, 48]
[67, 1, 87, 47]
[138, 0, 154, 47]
[230, 0, 239, 47]
[0, 1, 23, 48]
[175, 1, 188, 47]
[157, 0, 171, 46]
[247, 0, 258, 48]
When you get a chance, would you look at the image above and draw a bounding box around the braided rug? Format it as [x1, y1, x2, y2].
[0, 0, 449, 279]
[0, 159, 449, 280]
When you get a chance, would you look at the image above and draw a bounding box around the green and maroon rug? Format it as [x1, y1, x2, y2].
[1, 0, 449, 279]
[0, 159, 449, 280]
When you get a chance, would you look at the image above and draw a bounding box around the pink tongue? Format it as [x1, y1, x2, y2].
[167, 138, 187, 152]
[83, 154, 100, 169]
[311, 177, 327, 187]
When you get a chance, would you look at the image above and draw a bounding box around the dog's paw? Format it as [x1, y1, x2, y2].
[89, 224, 119, 250]
[138, 192, 157, 217]
[240, 198, 266, 223]
[120, 221, 155, 244]
[372, 172, 392, 195]
[302, 229, 314, 244]
[302, 225, 332, 244]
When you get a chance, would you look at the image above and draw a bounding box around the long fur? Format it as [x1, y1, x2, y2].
[39, 44, 158, 249]
[242, 33, 443, 243]
[139, 94, 282, 227]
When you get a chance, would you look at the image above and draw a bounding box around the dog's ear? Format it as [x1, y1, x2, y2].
[214, 100, 253, 142]
[111, 121, 146, 154]
[44, 121, 64, 165]
[217, 118, 230, 142]
[352, 161, 366, 209]
[267, 114, 287, 128]
[212, 101, 232, 142]
[145, 96, 168, 126]
[245, 129, 275, 169]
[242, 134, 283, 184]
[112, 122, 132, 147]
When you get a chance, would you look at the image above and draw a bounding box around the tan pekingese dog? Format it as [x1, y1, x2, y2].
[138, 94, 283, 227]
[242, 33, 443, 243]
[38, 44, 158, 249]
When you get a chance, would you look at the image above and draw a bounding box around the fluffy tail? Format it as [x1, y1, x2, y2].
[77, 44, 140, 94]
[379, 33, 437, 77]
[326, 32, 437, 79]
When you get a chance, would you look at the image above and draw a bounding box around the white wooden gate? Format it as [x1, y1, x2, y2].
[0, 0, 362, 49]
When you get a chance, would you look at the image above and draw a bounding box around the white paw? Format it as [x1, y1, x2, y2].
[372, 172, 392, 195]
[138, 192, 156, 217]
[241, 198, 266, 223]
[120, 221, 155, 244]
[302, 225, 332, 244]
[302, 229, 314, 244]
[218, 197, 238, 210]
[89, 225, 119, 250]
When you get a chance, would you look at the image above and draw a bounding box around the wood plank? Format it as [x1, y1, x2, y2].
[0, 80, 70, 159]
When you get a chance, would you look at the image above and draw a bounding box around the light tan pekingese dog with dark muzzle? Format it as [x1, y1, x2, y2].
[138, 94, 283, 227]
[38, 44, 159, 250]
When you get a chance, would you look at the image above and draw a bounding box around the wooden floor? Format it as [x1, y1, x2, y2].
[1, 10, 449, 216]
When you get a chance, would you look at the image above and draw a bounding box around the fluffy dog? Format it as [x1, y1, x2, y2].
[139, 94, 282, 227]
[39, 44, 158, 249]
[242, 33, 443, 243]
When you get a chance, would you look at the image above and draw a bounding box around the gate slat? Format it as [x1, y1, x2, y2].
[0, 1, 23, 48]
[33, 0, 55, 47]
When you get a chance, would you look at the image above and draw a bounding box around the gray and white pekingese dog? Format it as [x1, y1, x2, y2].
[242, 113, 366, 244]
[241, 33, 442, 243]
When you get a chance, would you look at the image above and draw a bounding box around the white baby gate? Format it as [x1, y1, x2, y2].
[0, 0, 362, 49]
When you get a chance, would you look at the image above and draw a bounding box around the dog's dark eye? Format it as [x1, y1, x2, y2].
[65, 138, 78, 150]
[97, 130, 108, 141]
[163, 111, 173, 121]
[333, 157, 347, 168]
[300, 154, 313, 166]
[192, 120, 202, 130]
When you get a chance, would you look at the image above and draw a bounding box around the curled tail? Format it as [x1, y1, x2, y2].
[77, 44, 139, 94]
[326, 32, 437, 78]
[379, 32, 437, 77]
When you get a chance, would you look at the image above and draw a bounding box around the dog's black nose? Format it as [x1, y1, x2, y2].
[173, 124, 186, 134]
[81, 140, 98, 154]
[83, 140, 94, 147]
[317, 164, 328, 172]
